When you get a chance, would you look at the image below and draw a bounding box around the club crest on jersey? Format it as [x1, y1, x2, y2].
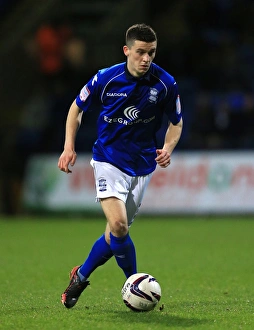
[148, 88, 158, 104]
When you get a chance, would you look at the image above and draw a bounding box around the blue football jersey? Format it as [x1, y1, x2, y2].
[76, 62, 182, 176]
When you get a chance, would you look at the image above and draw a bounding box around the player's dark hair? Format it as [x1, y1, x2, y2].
[125, 23, 157, 46]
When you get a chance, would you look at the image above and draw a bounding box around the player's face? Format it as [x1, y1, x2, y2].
[123, 40, 157, 78]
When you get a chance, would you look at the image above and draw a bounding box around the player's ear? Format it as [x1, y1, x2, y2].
[123, 45, 129, 56]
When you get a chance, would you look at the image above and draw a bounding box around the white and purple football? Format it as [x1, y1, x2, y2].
[121, 273, 161, 312]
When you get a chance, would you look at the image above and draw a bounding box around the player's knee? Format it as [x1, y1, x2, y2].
[112, 220, 128, 237]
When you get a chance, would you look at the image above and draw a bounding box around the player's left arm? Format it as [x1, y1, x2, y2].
[155, 118, 183, 168]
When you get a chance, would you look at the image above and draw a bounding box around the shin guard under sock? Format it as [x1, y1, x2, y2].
[110, 232, 137, 278]
[78, 234, 113, 279]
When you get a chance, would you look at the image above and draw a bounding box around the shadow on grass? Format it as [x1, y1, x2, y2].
[111, 310, 212, 328]
[2, 305, 213, 328]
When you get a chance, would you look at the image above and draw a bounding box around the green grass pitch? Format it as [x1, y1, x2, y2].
[1, 215, 254, 330]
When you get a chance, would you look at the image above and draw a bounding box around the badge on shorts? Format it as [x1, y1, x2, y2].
[98, 178, 107, 192]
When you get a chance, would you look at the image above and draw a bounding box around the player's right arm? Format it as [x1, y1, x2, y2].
[58, 100, 83, 174]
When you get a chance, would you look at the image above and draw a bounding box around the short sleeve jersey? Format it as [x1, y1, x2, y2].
[76, 62, 182, 176]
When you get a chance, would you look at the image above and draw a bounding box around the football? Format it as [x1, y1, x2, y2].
[121, 273, 161, 312]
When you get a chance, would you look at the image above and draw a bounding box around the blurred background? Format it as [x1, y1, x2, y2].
[0, 0, 254, 215]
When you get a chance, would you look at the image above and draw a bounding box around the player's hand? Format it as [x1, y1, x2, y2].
[155, 149, 171, 168]
[58, 149, 77, 174]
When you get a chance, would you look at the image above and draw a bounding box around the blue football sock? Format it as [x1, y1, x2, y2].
[110, 232, 137, 278]
[78, 234, 113, 279]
